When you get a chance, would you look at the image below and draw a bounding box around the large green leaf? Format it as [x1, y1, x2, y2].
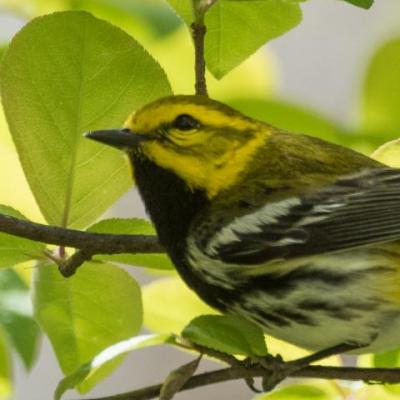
[167, 0, 302, 78]
[0, 11, 172, 229]
[182, 314, 268, 357]
[361, 37, 400, 137]
[32, 261, 142, 392]
[0, 269, 40, 370]
[143, 277, 216, 334]
[55, 333, 173, 400]
[342, 0, 374, 9]
[0, 205, 45, 268]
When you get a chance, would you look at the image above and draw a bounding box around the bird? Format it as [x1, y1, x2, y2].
[86, 95, 400, 356]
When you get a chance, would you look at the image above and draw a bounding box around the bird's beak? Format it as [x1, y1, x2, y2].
[85, 129, 145, 150]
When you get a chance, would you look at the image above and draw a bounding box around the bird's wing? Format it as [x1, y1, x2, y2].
[205, 168, 400, 265]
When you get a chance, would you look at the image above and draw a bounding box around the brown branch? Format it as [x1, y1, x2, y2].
[82, 364, 400, 400]
[0, 214, 162, 253]
[0, 213, 164, 276]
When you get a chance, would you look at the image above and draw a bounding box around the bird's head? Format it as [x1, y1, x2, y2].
[86, 95, 268, 198]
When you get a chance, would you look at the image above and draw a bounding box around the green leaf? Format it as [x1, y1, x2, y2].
[372, 350, 400, 395]
[0, 329, 12, 399]
[228, 97, 384, 154]
[167, 0, 302, 78]
[0, 45, 7, 63]
[256, 384, 333, 400]
[160, 356, 201, 400]
[342, 0, 374, 9]
[0, 205, 45, 268]
[98, 253, 175, 271]
[371, 138, 400, 168]
[88, 218, 174, 270]
[374, 349, 400, 368]
[361, 37, 400, 136]
[182, 314, 268, 357]
[33, 261, 142, 393]
[76, 0, 182, 37]
[143, 277, 216, 334]
[88, 217, 156, 235]
[0, 269, 40, 369]
[55, 333, 173, 400]
[0, 11, 172, 229]
[228, 98, 345, 141]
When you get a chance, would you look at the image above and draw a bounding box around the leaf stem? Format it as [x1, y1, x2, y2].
[191, 0, 218, 96]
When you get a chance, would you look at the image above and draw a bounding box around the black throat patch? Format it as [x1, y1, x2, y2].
[130, 153, 234, 310]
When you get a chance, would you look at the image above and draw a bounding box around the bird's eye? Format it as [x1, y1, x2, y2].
[173, 114, 200, 131]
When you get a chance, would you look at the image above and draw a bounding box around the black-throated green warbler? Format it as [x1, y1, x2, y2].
[87, 95, 400, 354]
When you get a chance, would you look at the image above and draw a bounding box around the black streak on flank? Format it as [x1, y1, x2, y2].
[273, 307, 317, 326]
[244, 265, 352, 298]
[252, 308, 291, 327]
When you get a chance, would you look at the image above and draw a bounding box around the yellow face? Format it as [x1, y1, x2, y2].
[124, 95, 269, 198]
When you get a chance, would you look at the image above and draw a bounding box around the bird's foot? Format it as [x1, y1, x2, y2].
[241, 354, 289, 393]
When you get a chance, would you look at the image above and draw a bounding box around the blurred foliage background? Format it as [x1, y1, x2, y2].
[0, 1, 400, 399]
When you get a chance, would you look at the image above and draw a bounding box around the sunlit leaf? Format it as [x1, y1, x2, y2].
[182, 314, 268, 357]
[0, 105, 43, 221]
[1, 11, 172, 229]
[167, 0, 302, 78]
[361, 37, 400, 137]
[143, 277, 216, 334]
[55, 333, 173, 400]
[371, 139, 400, 168]
[33, 262, 142, 392]
[0, 205, 45, 268]
[0, 269, 40, 369]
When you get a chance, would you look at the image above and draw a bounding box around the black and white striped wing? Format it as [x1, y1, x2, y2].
[206, 168, 400, 265]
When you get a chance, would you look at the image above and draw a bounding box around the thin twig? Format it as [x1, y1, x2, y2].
[191, 0, 218, 96]
[191, 22, 208, 96]
[0, 213, 163, 276]
[81, 364, 400, 400]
